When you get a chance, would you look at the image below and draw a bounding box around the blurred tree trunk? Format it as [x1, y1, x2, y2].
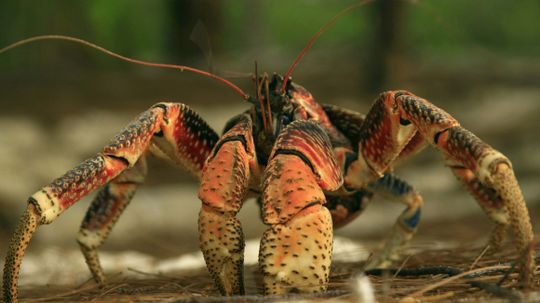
[367, 0, 408, 92]
[166, 0, 222, 67]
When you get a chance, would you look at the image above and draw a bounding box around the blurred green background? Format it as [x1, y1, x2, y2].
[0, 0, 539, 270]
[2, 0, 539, 88]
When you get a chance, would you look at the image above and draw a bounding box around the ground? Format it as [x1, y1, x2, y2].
[8, 203, 540, 302]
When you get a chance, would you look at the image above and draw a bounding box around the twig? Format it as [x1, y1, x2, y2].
[366, 264, 521, 302]
[91, 283, 129, 301]
[497, 260, 518, 286]
[24, 283, 100, 302]
[404, 265, 508, 298]
[414, 291, 455, 302]
[468, 281, 521, 302]
[127, 267, 178, 280]
[172, 290, 350, 303]
[366, 264, 509, 278]
[393, 255, 411, 279]
[469, 244, 490, 270]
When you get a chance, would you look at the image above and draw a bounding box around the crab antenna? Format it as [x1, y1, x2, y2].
[264, 74, 273, 132]
[255, 61, 269, 132]
[280, 0, 372, 94]
[0, 35, 250, 100]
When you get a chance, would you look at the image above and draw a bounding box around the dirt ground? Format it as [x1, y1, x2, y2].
[9, 203, 540, 303]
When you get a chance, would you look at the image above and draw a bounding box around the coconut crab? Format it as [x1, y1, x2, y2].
[1, 13, 536, 303]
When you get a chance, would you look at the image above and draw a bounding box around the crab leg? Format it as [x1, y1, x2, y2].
[77, 156, 147, 284]
[448, 164, 509, 252]
[259, 120, 342, 295]
[365, 173, 424, 269]
[345, 91, 534, 284]
[75, 103, 218, 287]
[3, 108, 162, 303]
[3, 103, 219, 302]
[198, 114, 258, 295]
[394, 91, 535, 285]
[340, 94, 427, 269]
[3, 158, 130, 302]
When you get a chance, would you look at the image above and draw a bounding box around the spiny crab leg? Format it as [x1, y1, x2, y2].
[345, 91, 535, 286]
[3, 150, 134, 302]
[260, 120, 342, 294]
[3, 103, 219, 303]
[3, 204, 40, 303]
[396, 92, 535, 285]
[3, 108, 162, 303]
[77, 156, 148, 284]
[448, 164, 509, 253]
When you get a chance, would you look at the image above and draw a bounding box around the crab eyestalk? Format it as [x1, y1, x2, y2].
[3, 203, 41, 303]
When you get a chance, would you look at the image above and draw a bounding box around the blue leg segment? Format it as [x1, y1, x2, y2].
[365, 173, 424, 269]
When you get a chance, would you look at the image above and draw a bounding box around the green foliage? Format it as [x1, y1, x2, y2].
[87, 0, 167, 62]
[408, 0, 540, 56]
[1, 0, 538, 70]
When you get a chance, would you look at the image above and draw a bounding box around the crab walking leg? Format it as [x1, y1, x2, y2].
[393, 91, 535, 285]
[344, 91, 534, 281]
[260, 121, 342, 295]
[448, 164, 509, 252]
[3, 156, 129, 303]
[2, 107, 166, 303]
[3, 103, 219, 302]
[342, 93, 427, 268]
[3, 204, 40, 303]
[198, 114, 257, 295]
[77, 156, 147, 284]
[75, 103, 219, 286]
[439, 131, 534, 284]
[364, 173, 424, 269]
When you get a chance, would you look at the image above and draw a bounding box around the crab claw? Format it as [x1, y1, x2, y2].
[259, 120, 342, 294]
[198, 114, 257, 295]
